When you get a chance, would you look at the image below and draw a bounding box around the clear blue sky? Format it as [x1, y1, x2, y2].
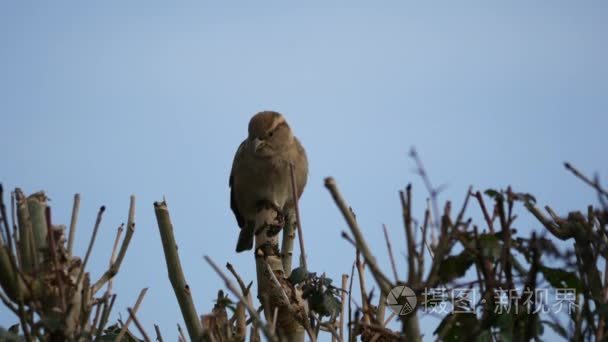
[1, 1, 606, 340]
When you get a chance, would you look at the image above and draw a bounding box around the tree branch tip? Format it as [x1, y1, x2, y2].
[154, 201, 168, 209]
[408, 146, 417, 157]
[324, 177, 336, 187]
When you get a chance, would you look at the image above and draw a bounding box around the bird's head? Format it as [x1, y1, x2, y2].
[247, 111, 294, 156]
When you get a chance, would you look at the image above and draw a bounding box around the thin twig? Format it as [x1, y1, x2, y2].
[67, 193, 81, 258]
[204, 255, 277, 342]
[16, 295, 30, 342]
[400, 186, 416, 283]
[92, 196, 135, 294]
[339, 274, 348, 342]
[348, 261, 355, 342]
[177, 324, 187, 342]
[154, 324, 163, 342]
[107, 224, 124, 295]
[474, 191, 495, 233]
[76, 205, 105, 287]
[90, 300, 104, 336]
[264, 261, 290, 304]
[226, 262, 250, 296]
[116, 287, 149, 341]
[355, 251, 370, 323]
[96, 294, 117, 339]
[382, 224, 399, 282]
[128, 307, 152, 342]
[341, 231, 357, 248]
[454, 186, 473, 231]
[0, 289, 19, 315]
[270, 306, 279, 335]
[377, 291, 387, 328]
[564, 162, 608, 198]
[325, 177, 393, 295]
[289, 162, 307, 270]
[383, 312, 396, 327]
[417, 207, 431, 281]
[410, 148, 441, 234]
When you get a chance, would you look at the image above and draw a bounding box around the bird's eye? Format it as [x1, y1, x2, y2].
[268, 131, 274, 137]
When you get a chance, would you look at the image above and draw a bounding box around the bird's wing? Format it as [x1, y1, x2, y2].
[229, 141, 246, 228]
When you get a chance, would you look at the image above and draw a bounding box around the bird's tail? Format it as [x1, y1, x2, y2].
[235, 225, 254, 252]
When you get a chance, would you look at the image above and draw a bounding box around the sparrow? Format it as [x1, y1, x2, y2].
[229, 111, 308, 252]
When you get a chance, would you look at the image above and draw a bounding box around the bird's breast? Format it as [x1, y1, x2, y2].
[235, 153, 292, 213]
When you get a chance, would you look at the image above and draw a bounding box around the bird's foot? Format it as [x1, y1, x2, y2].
[255, 200, 287, 228]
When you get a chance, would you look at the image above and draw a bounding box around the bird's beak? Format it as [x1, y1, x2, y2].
[253, 138, 264, 152]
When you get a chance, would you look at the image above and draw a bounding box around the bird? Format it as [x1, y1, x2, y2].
[229, 111, 308, 252]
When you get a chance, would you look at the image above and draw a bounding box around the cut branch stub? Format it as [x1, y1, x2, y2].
[154, 200, 203, 341]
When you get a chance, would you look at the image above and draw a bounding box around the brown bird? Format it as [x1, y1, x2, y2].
[229, 111, 308, 252]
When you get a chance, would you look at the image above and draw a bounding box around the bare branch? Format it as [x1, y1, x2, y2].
[399, 186, 416, 283]
[564, 162, 608, 198]
[290, 162, 307, 271]
[76, 205, 105, 287]
[67, 193, 80, 258]
[154, 200, 202, 341]
[324, 177, 393, 296]
[226, 262, 251, 296]
[382, 224, 399, 283]
[339, 274, 348, 342]
[154, 324, 163, 342]
[117, 287, 149, 341]
[128, 307, 152, 342]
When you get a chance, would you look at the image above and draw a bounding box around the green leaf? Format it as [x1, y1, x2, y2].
[321, 292, 341, 317]
[434, 312, 479, 342]
[478, 234, 502, 261]
[476, 330, 492, 342]
[484, 189, 503, 201]
[288, 267, 308, 285]
[439, 250, 475, 283]
[309, 291, 324, 312]
[540, 266, 584, 293]
[495, 310, 513, 331]
[308, 289, 341, 317]
[321, 277, 333, 286]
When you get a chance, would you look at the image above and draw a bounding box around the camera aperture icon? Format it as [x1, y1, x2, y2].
[387, 285, 417, 315]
